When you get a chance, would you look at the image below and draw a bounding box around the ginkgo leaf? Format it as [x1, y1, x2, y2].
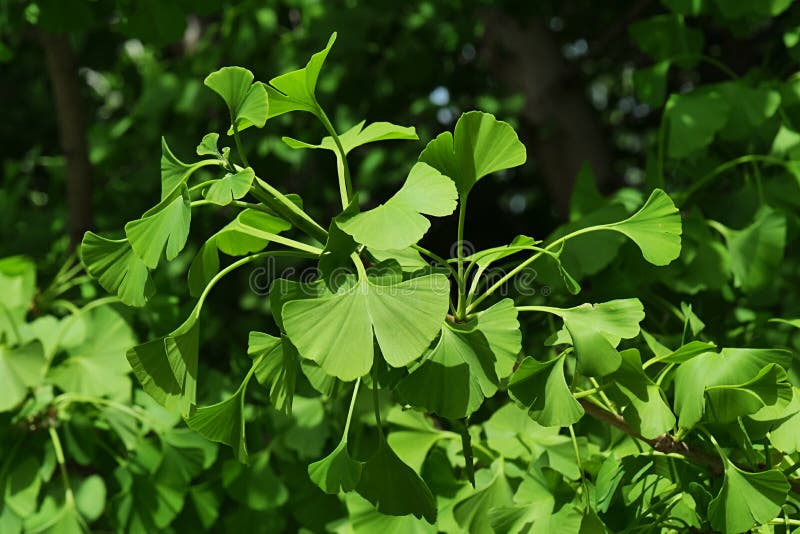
[186, 370, 251, 463]
[665, 90, 730, 158]
[418, 110, 526, 198]
[160, 137, 222, 201]
[398, 299, 520, 419]
[608, 349, 675, 439]
[126, 315, 199, 417]
[337, 162, 458, 250]
[355, 434, 437, 523]
[528, 299, 645, 376]
[196, 133, 221, 156]
[453, 460, 513, 533]
[708, 459, 789, 534]
[204, 66, 269, 132]
[266, 33, 336, 118]
[605, 189, 682, 266]
[48, 306, 136, 398]
[81, 232, 155, 307]
[711, 207, 786, 293]
[5, 457, 42, 518]
[308, 439, 363, 494]
[0, 341, 46, 412]
[674, 348, 793, 429]
[204, 167, 255, 206]
[125, 184, 192, 269]
[508, 354, 583, 427]
[247, 331, 298, 414]
[283, 120, 418, 154]
[282, 272, 449, 381]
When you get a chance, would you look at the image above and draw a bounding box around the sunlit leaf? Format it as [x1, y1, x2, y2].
[665, 90, 730, 158]
[204, 167, 255, 206]
[283, 119, 417, 154]
[605, 189, 682, 266]
[125, 184, 192, 269]
[266, 33, 336, 118]
[337, 162, 457, 250]
[419, 110, 526, 198]
[282, 273, 449, 381]
[508, 354, 584, 427]
[708, 459, 789, 534]
[204, 66, 268, 132]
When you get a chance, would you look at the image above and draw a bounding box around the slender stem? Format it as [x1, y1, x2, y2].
[342, 377, 362, 440]
[191, 199, 283, 217]
[678, 154, 793, 206]
[317, 108, 352, 208]
[455, 198, 468, 320]
[49, 426, 74, 504]
[413, 244, 457, 276]
[371, 366, 384, 439]
[458, 418, 476, 487]
[468, 225, 602, 313]
[568, 424, 590, 507]
[666, 53, 738, 80]
[187, 179, 219, 195]
[768, 518, 800, 526]
[231, 122, 250, 168]
[252, 178, 328, 242]
[785, 460, 800, 477]
[53, 393, 158, 429]
[590, 376, 616, 412]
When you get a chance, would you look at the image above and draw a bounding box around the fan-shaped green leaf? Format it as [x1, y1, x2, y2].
[204, 66, 268, 132]
[80, 232, 154, 307]
[125, 184, 191, 269]
[419, 110, 526, 198]
[665, 90, 730, 158]
[308, 439, 363, 494]
[126, 316, 199, 417]
[355, 434, 437, 523]
[453, 460, 513, 533]
[0, 342, 46, 412]
[508, 354, 583, 427]
[605, 189, 682, 266]
[708, 459, 789, 534]
[337, 162, 457, 250]
[282, 272, 449, 381]
[247, 331, 298, 414]
[283, 120, 418, 154]
[204, 167, 255, 206]
[266, 33, 336, 118]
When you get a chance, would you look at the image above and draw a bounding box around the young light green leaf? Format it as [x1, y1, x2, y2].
[308, 440, 363, 494]
[282, 273, 449, 381]
[266, 33, 336, 118]
[282, 120, 418, 154]
[204, 66, 268, 132]
[247, 331, 298, 414]
[337, 162, 458, 250]
[204, 167, 255, 206]
[708, 460, 789, 534]
[419, 110, 526, 198]
[605, 188, 682, 266]
[453, 460, 513, 533]
[529, 299, 645, 376]
[0, 342, 46, 412]
[48, 306, 136, 398]
[196, 133, 220, 156]
[674, 348, 793, 429]
[355, 435, 437, 523]
[125, 184, 192, 269]
[126, 315, 199, 417]
[475, 298, 522, 379]
[508, 354, 584, 427]
[81, 232, 155, 307]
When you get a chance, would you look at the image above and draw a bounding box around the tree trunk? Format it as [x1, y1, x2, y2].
[41, 31, 93, 249]
[481, 10, 613, 218]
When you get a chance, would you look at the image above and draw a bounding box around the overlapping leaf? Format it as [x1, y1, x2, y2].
[282, 272, 449, 381]
[81, 233, 154, 307]
[418, 110, 526, 198]
[283, 120, 418, 154]
[204, 66, 268, 132]
[508, 354, 584, 427]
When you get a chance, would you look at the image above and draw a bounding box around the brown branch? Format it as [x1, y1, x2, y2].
[40, 31, 93, 249]
[581, 399, 800, 494]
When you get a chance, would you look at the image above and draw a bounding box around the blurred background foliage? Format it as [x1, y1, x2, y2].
[4, 0, 800, 531]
